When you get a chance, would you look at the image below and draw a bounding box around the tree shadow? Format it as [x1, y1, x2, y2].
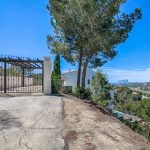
[0, 110, 22, 130]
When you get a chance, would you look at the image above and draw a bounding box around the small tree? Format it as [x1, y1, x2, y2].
[92, 71, 111, 103]
[51, 53, 61, 94]
[137, 100, 149, 139]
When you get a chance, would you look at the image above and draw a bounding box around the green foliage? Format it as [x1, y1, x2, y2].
[114, 86, 144, 118]
[48, 0, 142, 56]
[114, 86, 142, 103]
[52, 54, 61, 77]
[51, 54, 62, 94]
[61, 86, 72, 94]
[122, 120, 149, 138]
[113, 86, 150, 139]
[92, 71, 111, 103]
[73, 87, 92, 100]
[115, 98, 150, 139]
[96, 99, 109, 107]
[47, 0, 142, 88]
[122, 99, 150, 122]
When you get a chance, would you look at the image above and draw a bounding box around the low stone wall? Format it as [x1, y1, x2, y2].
[0, 76, 33, 89]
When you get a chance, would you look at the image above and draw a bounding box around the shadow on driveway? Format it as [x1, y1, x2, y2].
[0, 110, 22, 130]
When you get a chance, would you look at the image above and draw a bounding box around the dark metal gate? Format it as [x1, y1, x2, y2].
[0, 56, 43, 93]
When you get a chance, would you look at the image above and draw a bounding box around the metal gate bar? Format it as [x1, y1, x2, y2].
[0, 56, 43, 93]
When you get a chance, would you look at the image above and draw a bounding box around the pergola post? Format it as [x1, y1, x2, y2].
[43, 57, 51, 95]
[4, 59, 7, 93]
[22, 68, 25, 87]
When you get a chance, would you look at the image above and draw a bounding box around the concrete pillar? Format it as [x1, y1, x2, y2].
[43, 57, 51, 95]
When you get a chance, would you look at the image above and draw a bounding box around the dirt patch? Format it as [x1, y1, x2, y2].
[65, 130, 78, 141]
[63, 95, 150, 150]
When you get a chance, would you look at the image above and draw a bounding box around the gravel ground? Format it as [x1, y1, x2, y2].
[63, 96, 150, 150]
[0, 96, 65, 150]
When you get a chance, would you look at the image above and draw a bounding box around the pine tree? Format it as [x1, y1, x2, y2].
[47, 0, 142, 88]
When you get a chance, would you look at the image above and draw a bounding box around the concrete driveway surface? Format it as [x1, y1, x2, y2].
[0, 96, 64, 150]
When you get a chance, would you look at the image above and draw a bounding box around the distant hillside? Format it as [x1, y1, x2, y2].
[113, 81, 150, 88]
[117, 79, 129, 84]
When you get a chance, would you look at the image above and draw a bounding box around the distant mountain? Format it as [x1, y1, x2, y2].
[117, 79, 129, 84]
[112, 81, 150, 88]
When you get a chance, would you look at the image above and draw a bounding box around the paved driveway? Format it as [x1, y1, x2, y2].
[0, 96, 64, 150]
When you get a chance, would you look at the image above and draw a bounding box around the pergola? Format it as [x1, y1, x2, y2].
[0, 56, 43, 93]
[0, 56, 43, 69]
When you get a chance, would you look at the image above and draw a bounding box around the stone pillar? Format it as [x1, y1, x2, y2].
[43, 57, 51, 95]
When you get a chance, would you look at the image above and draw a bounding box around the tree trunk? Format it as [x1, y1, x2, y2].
[77, 61, 82, 87]
[148, 122, 150, 140]
[81, 56, 89, 88]
[77, 50, 83, 87]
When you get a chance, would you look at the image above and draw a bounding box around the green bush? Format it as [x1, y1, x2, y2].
[114, 86, 142, 103]
[96, 99, 109, 107]
[123, 120, 149, 138]
[61, 86, 72, 94]
[51, 54, 61, 94]
[51, 79, 62, 94]
[91, 71, 111, 104]
[73, 87, 92, 100]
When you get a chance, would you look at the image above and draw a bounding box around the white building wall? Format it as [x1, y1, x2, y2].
[62, 71, 77, 89]
[62, 68, 96, 89]
[85, 69, 96, 88]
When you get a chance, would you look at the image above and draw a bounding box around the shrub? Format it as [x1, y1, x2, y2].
[96, 99, 109, 107]
[114, 86, 142, 102]
[73, 87, 92, 100]
[122, 120, 149, 138]
[51, 54, 61, 94]
[51, 79, 62, 94]
[61, 86, 72, 94]
[92, 71, 111, 104]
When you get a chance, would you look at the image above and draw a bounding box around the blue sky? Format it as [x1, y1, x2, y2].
[0, 0, 150, 82]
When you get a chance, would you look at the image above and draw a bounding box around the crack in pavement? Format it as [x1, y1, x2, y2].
[19, 137, 22, 146]
[0, 117, 9, 131]
[2, 130, 7, 143]
[0, 96, 65, 150]
[25, 127, 59, 130]
[25, 142, 32, 150]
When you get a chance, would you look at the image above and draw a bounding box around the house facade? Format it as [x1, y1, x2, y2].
[61, 68, 96, 89]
